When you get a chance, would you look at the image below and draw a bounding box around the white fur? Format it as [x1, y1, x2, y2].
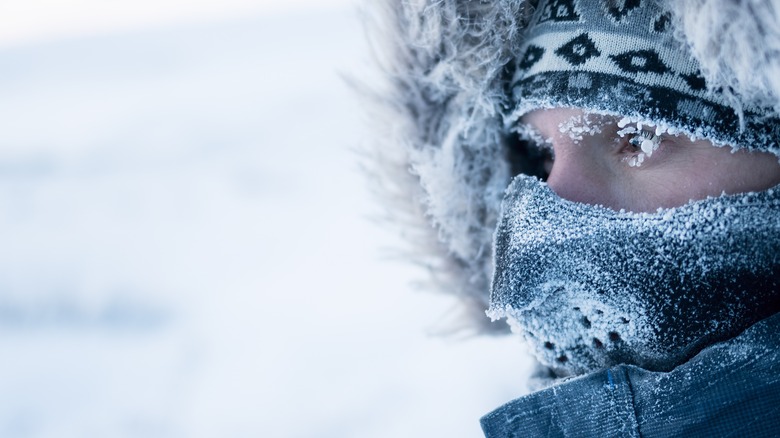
[667, 0, 780, 116]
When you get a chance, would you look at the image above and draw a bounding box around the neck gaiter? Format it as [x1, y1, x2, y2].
[489, 174, 780, 376]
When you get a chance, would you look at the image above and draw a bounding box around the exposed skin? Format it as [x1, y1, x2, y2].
[522, 108, 780, 212]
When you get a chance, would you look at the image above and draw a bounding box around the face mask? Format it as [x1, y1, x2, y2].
[489, 174, 780, 376]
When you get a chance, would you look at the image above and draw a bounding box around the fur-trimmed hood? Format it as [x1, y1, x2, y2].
[363, 0, 780, 334]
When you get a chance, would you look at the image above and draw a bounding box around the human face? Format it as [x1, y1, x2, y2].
[520, 108, 780, 212]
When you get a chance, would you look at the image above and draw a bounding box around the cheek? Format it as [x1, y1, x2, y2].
[724, 152, 780, 193]
[692, 148, 780, 196]
[628, 150, 780, 210]
[655, 174, 716, 207]
[614, 173, 692, 211]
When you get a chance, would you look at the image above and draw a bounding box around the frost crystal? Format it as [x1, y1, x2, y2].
[558, 113, 604, 143]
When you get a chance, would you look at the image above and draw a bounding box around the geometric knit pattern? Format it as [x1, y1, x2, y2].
[510, 0, 780, 152]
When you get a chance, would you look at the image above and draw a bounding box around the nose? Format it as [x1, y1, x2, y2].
[545, 145, 613, 208]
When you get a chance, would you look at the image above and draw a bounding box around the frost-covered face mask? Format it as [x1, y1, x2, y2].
[489, 174, 780, 376]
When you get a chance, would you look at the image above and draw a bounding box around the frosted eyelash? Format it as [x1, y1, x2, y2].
[616, 119, 664, 167]
[628, 130, 661, 154]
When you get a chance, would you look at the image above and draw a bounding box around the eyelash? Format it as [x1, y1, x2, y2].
[523, 130, 663, 178]
[517, 123, 665, 179]
[628, 130, 658, 148]
[622, 130, 663, 167]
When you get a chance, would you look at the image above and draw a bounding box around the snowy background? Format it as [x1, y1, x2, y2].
[0, 2, 532, 437]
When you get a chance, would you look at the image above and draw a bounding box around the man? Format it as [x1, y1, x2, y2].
[368, 0, 780, 435]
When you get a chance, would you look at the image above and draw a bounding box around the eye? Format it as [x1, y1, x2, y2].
[617, 124, 662, 167]
[628, 130, 660, 154]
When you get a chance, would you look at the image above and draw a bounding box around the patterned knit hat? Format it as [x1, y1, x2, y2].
[509, 0, 780, 153]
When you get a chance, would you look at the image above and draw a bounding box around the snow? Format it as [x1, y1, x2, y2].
[0, 7, 532, 438]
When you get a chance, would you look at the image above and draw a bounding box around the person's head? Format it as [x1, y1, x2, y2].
[489, 0, 780, 376]
[507, 0, 780, 211]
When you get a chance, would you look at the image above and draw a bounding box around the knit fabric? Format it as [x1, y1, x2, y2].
[509, 0, 780, 152]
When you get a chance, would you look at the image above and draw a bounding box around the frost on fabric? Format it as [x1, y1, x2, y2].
[488, 174, 780, 377]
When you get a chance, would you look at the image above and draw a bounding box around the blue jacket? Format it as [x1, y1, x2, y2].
[481, 312, 780, 437]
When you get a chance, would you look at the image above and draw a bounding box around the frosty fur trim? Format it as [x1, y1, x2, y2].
[362, 0, 780, 334]
[359, 0, 529, 333]
[665, 0, 780, 120]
